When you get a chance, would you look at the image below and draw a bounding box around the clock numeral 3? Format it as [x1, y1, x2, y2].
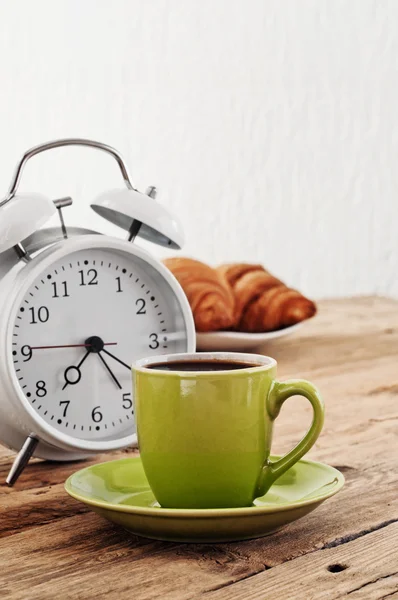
[36, 380, 47, 397]
[136, 298, 146, 314]
[79, 269, 98, 286]
[21, 345, 32, 362]
[122, 393, 133, 409]
[52, 281, 69, 298]
[92, 406, 103, 422]
[29, 306, 49, 324]
[59, 400, 70, 417]
[149, 333, 159, 349]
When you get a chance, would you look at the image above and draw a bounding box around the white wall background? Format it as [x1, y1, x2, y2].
[0, 0, 396, 299]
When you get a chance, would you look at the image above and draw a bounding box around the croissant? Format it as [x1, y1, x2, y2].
[163, 257, 236, 332]
[217, 263, 316, 332]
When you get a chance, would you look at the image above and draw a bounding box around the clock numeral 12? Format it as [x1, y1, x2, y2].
[79, 269, 98, 286]
[52, 281, 69, 298]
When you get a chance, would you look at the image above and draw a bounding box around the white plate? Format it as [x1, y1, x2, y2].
[196, 323, 303, 352]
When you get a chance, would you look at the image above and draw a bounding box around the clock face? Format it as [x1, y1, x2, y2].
[11, 247, 190, 441]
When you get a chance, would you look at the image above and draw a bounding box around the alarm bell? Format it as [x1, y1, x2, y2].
[91, 187, 184, 249]
[0, 138, 184, 260]
[0, 192, 56, 254]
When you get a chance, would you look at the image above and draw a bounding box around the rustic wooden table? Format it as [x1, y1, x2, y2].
[1, 297, 397, 600]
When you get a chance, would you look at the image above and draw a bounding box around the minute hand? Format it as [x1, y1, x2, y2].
[97, 353, 122, 389]
[102, 349, 130, 370]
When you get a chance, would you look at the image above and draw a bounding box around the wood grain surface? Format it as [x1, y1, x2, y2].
[0, 297, 397, 600]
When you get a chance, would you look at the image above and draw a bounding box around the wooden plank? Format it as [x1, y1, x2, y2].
[1, 513, 397, 600]
[0, 513, 260, 600]
[202, 523, 398, 600]
[0, 452, 396, 598]
[0, 449, 139, 538]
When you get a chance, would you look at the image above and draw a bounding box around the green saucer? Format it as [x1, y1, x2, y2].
[65, 457, 344, 543]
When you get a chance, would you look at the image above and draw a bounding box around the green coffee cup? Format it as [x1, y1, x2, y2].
[133, 352, 324, 509]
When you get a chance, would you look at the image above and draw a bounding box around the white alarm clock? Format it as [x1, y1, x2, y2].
[0, 139, 195, 485]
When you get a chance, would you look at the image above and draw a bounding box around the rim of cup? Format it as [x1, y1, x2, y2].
[133, 352, 277, 375]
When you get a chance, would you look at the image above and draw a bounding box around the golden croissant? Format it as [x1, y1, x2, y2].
[217, 263, 316, 332]
[163, 257, 236, 332]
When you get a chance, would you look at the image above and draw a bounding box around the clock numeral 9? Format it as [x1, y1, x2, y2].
[29, 306, 49, 324]
[92, 406, 103, 422]
[36, 380, 47, 397]
[122, 393, 133, 409]
[149, 333, 159, 349]
[20, 345, 32, 362]
[79, 269, 98, 286]
[136, 298, 146, 314]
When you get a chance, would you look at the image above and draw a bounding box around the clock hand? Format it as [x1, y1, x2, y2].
[96, 353, 122, 390]
[62, 350, 91, 391]
[30, 342, 117, 350]
[102, 348, 131, 370]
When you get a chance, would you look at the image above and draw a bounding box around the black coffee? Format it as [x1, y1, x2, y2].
[148, 360, 260, 372]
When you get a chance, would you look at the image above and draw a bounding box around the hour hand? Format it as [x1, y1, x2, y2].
[62, 350, 90, 390]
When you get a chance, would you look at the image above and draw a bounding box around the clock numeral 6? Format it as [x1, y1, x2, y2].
[92, 406, 103, 422]
[79, 269, 98, 286]
[29, 306, 49, 324]
[149, 333, 159, 349]
[21, 345, 32, 362]
[36, 380, 47, 397]
[136, 298, 146, 314]
[59, 400, 70, 417]
[122, 393, 133, 409]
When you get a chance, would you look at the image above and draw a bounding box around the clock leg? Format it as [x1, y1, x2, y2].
[6, 435, 39, 486]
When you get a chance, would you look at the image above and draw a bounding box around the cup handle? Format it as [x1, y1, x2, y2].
[257, 380, 325, 496]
